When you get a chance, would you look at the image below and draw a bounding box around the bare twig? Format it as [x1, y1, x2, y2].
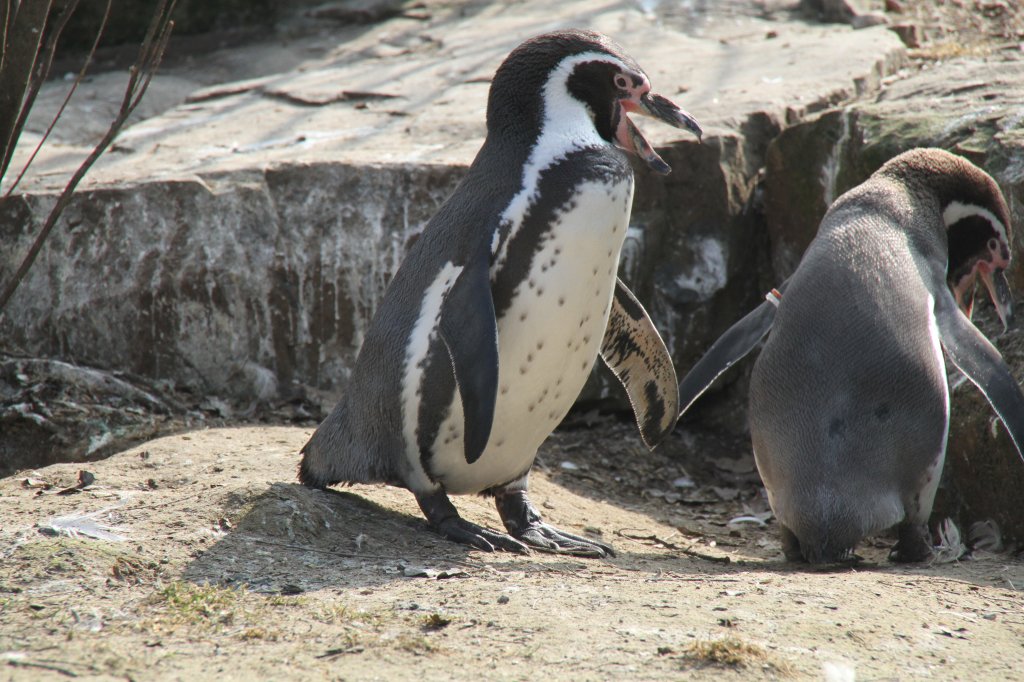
[0, 0, 54, 179]
[5, 657, 79, 678]
[2, 0, 81, 182]
[617, 529, 733, 564]
[6, 0, 110, 196]
[0, 0, 15, 74]
[0, 0, 178, 312]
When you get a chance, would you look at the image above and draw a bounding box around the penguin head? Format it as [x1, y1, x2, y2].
[945, 194, 1013, 329]
[486, 30, 701, 174]
[881, 148, 1014, 329]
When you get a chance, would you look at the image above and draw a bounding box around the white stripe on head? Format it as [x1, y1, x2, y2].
[492, 51, 629, 268]
[400, 261, 463, 492]
[943, 200, 1009, 248]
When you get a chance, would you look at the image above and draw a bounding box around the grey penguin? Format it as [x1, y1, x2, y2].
[676, 148, 1024, 563]
[299, 30, 702, 557]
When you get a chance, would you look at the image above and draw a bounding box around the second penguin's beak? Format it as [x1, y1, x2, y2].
[982, 268, 1014, 332]
[616, 91, 702, 175]
[955, 266, 1015, 332]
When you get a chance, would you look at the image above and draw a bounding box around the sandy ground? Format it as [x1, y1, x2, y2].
[2, 423, 1022, 681]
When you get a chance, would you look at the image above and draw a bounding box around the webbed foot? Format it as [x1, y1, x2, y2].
[890, 520, 932, 563]
[415, 490, 528, 553]
[495, 490, 614, 558]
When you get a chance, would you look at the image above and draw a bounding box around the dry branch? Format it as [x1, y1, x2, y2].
[0, 0, 178, 312]
[4, 0, 110, 196]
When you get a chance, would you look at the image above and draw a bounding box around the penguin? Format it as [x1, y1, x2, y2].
[299, 30, 702, 557]
[676, 148, 1024, 563]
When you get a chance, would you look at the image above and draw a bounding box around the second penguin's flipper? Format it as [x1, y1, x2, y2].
[600, 279, 679, 448]
[677, 280, 789, 418]
[438, 256, 500, 465]
[935, 292, 1024, 462]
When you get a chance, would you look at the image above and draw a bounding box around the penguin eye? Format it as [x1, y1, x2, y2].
[614, 74, 628, 90]
[988, 237, 999, 252]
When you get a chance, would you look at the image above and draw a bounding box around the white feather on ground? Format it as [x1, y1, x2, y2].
[40, 507, 128, 542]
[932, 517, 966, 564]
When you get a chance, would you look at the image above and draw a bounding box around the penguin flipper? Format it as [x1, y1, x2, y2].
[677, 279, 790, 418]
[438, 257, 500, 465]
[600, 278, 679, 448]
[935, 293, 1024, 462]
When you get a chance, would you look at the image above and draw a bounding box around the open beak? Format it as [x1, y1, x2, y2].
[615, 91, 702, 175]
[981, 268, 1014, 331]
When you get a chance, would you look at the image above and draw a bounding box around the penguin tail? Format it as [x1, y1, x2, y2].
[297, 401, 394, 489]
[791, 518, 858, 563]
[788, 494, 876, 564]
[298, 441, 338, 489]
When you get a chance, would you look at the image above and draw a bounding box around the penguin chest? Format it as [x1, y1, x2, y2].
[431, 177, 635, 494]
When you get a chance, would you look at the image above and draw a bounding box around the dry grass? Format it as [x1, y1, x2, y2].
[682, 637, 794, 675]
[908, 41, 994, 61]
[420, 612, 452, 631]
[153, 581, 240, 625]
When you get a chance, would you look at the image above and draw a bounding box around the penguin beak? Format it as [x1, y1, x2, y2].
[981, 268, 1014, 331]
[615, 91, 702, 175]
[956, 266, 1015, 331]
[637, 92, 703, 140]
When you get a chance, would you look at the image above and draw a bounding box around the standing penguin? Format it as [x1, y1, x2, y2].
[299, 30, 701, 557]
[677, 148, 1024, 563]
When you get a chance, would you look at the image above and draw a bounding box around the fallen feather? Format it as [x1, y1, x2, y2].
[932, 518, 966, 564]
[39, 507, 127, 542]
[967, 519, 1003, 552]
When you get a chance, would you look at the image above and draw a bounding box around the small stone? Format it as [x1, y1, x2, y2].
[889, 23, 920, 48]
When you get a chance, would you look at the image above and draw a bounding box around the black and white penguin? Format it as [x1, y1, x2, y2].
[299, 30, 701, 557]
[676, 148, 1024, 563]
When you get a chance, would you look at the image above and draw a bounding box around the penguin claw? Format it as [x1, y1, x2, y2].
[494, 489, 615, 558]
[514, 525, 616, 558]
[416, 489, 530, 554]
[435, 517, 531, 554]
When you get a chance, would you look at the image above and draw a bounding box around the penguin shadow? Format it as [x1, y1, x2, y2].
[181, 482, 481, 592]
[178, 478, 743, 589]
